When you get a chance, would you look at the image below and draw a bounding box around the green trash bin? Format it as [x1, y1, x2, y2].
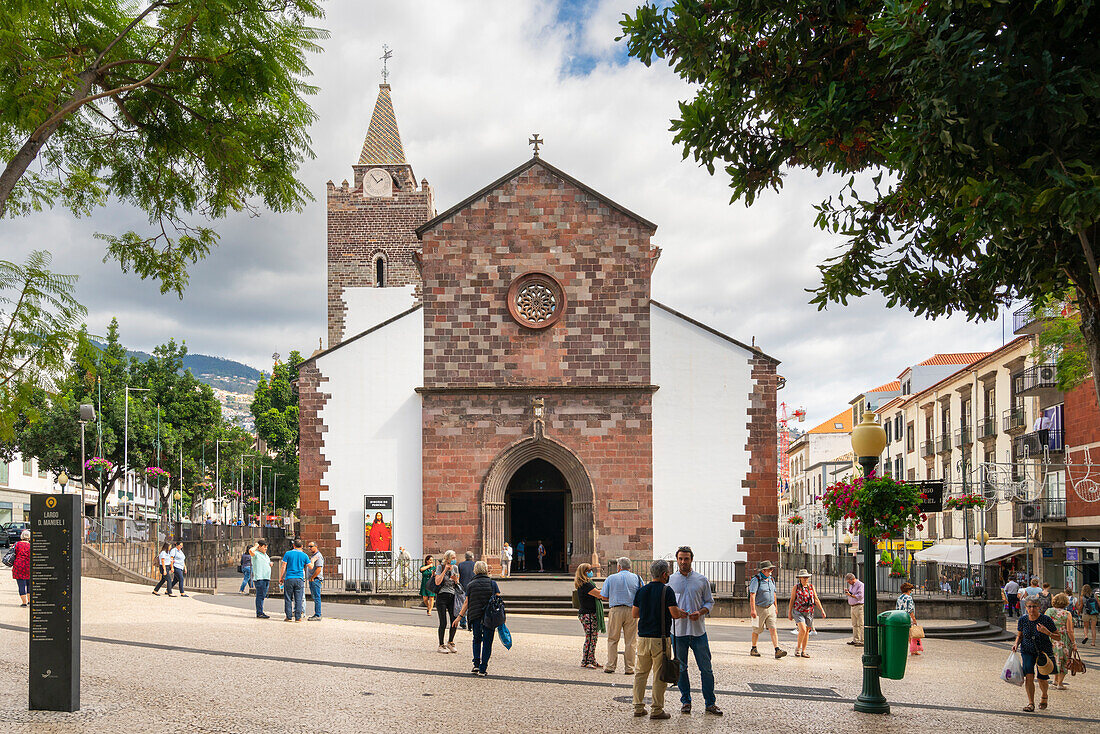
[878, 610, 911, 680]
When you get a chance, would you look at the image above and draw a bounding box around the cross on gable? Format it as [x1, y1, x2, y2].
[528, 133, 543, 157]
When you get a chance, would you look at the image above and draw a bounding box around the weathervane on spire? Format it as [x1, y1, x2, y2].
[380, 44, 393, 84]
[529, 133, 543, 157]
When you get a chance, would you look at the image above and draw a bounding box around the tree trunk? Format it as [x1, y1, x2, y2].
[1077, 289, 1100, 409]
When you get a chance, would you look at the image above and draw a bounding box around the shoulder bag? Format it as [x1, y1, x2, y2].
[2, 547, 16, 568]
[658, 584, 681, 684]
[1068, 648, 1087, 676]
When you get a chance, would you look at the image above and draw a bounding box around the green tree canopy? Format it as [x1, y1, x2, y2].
[250, 350, 301, 511]
[0, 0, 326, 295]
[621, 0, 1100, 401]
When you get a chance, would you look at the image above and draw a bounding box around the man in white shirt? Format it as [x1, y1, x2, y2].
[667, 546, 721, 716]
[306, 541, 324, 621]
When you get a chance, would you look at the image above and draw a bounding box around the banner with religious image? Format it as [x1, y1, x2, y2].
[364, 495, 393, 567]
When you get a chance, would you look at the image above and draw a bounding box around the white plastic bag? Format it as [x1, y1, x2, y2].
[1002, 651, 1024, 686]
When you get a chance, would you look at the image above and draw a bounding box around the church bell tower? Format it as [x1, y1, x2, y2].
[326, 82, 434, 347]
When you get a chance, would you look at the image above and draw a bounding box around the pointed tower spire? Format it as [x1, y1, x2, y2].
[359, 84, 407, 166]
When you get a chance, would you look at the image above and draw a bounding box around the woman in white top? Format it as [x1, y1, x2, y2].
[501, 543, 513, 578]
[152, 542, 173, 596]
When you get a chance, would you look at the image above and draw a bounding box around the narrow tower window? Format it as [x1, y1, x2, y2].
[375, 256, 386, 287]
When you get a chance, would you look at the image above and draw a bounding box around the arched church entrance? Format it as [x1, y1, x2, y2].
[481, 435, 594, 571]
[504, 459, 572, 572]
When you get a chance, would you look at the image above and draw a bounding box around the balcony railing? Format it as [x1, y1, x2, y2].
[955, 427, 973, 448]
[938, 434, 953, 454]
[1015, 428, 1065, 457]
[1013, 302, 1061, 335]
[1017, 364, 1061, 396]
[1043, 497, 1067, 521]
[977, 416, 997, 440]
[1003, 406, 1026, 433]
[921, 439, 937, 458]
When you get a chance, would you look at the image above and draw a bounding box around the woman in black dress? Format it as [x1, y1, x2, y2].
[1012, 599, 1061, 712]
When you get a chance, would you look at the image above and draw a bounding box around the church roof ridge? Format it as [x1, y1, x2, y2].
[415, 157, 658, 238]
[359, 84, 407, 166]
[300, 302, 423, 367]
[650, 299, 780, 364]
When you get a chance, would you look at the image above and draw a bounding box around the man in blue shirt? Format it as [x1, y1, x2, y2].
[668, 546, 722, 716]
[279, 538, 310, 622]
[600, 557, 643, 674]
[748, 560, 787, 659]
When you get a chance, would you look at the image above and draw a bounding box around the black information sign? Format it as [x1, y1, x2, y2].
[29, 493, 80, 712]
[915, 480, 944, 514]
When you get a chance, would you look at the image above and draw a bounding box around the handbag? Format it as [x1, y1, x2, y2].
[484, 594, 506, 630]
[2, 547, 16, 568]
[496, 623, 512, 650]
[1036, 651, 1055, 676]
[910, 623, 925, 640]
[427, 566, 443, 594]
[657, 584, 681, 684]
[1068, 649, 1087, 676]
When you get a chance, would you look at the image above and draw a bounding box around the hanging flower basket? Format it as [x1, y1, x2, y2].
[85, 457, 114, 473]
[822, 473, 926, 543]
[144, 466, 171, 481]
[945, 493, 985, 510]
[787, 515, 805, 525]
[193, 480, 214, 494]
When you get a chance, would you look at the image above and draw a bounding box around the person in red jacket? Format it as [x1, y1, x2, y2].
[12, 528, 31, 607]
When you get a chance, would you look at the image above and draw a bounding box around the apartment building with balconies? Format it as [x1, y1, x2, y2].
[783, 410, 853, 554]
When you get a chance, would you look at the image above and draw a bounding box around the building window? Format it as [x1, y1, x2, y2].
[0, 461, 7, 486]
[38, 464, 47, 478]
[894, 456, 903, 477]
[23, 458, 32, 476]
[374, 255, 386, 287]
[0, 502, 11, 524]
[885, 421, 892, 444]
[906, 422, 915, 453]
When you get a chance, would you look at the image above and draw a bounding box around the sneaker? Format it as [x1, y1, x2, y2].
[705, 705, 723, 716]
[471, 667, 480, 675]
[681, 704, 691, 714]
[634, 709, 647, 718]
[749, 647, 761, 657]
[447, 642, 457, 653]
[285, 618, 295, 622]
[650, 712, 671, 720]
[166, 594, 176, 597]
[846, 641, 857, 646]
[308, 615, 321, 621]
[604, 668, 616, 674]
[152, 591, 160, 596]
[477, 671, 488, 677]
[775, 648, 788, 659]
[438, 645, 449, 654]
[257, 614, 270, 619]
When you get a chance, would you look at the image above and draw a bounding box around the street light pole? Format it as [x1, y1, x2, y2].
[124, 386, 150, 521]
[273, 473, 283, 527]
[852, 411, 890, 715]
[260, 465, 271, 525]
[215, 439, 230, 524]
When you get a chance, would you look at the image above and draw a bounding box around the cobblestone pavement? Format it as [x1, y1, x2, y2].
[1, 576, 1098, 733]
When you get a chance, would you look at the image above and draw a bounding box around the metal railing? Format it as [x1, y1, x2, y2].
[1013, 303, 1060, 334]
[1017, 364, 1060, 395]
[1015, 428, 1065, 457]
[955, 427, 973, 448]
[1003, 406, 1026, 433]
[89, 536, 219, 591]
[1043, 498, 1067, 520]
[921, 439, 936, 458]
[938, 434, 953, 453]
[977, 416, 996, 440]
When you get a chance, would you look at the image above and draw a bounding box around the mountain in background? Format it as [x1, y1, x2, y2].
[90, 341, 263, 430]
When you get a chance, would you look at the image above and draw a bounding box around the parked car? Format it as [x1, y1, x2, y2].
[2, 522, 29, 548]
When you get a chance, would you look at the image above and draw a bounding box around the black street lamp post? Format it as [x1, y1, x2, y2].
[852, 411, 890, 715]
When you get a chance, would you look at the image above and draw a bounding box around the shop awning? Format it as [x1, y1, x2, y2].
[912, 543, 1022, 565]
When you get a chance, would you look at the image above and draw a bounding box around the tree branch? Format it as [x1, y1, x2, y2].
[92, 1, 168, 68]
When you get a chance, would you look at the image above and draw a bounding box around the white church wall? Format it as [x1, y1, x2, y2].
[343, 285, 417, 339]
[651, 304, 755, 561]
[315, 308, 424, 562]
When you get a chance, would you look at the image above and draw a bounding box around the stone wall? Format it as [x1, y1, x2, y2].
[297, 361, 340, 565]
[732, 356, 780, 569]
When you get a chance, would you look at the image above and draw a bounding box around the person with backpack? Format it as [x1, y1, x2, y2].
[453, 560, 501, 676]
[433, 550, 461, 653]
[239, 546, 253, 595]
[1080, 584, 1099, 646]
[748, 560, 787, 659]
[600, 557, 643, 674]
[152, 542, 173, 596]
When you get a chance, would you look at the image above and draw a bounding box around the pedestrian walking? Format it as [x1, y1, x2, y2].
[279, 539, 310, 622]
[1004, 576, 1021, 618]
[306, 541, 324, 620]
[748, 560, 787, 659]
[152, 542, 173, 596]
[11, 529, 30, 607]
[419, 555, 436, 615]
[433, 550, 461, 653]
[501, 542, 513, 578]
[453, 560, 501, 676]
[788, 569, 826, 658]
[239, 547, 253, 595]
[844, 573, 864, 646]
[1022, 577, 1042, 604]
[668, 546, 722, 716]
[1079, 584, 1098, 645]
[1038, 582, 1053, 615]
[897, 582, 921, 655]
[168, 540, 187, 597]
[1013, 599, 1060, 712]
[457, 551, 476, 629]
[601, 557, 642, 675]
[249, 539, 271, 618]
[575, 562, 603, 668]
[537, 540, 547, 572]
[516, 540, 525, 571]
[631, 559, 685, 720]
[1047, 593, 1077, 690]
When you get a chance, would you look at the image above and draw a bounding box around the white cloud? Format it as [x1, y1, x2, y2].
[2, 0, 1009, 422]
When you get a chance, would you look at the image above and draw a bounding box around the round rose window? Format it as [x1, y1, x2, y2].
[507, 272, 566, 329]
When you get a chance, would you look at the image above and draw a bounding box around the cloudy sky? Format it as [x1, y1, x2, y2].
[5, 0, 1012, 424]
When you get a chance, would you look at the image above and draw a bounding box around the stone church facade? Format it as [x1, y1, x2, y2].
[298, 85, 779, 572]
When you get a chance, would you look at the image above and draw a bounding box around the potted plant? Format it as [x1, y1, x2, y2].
[889, 557, 907, 578]
[944, 493, 985, 510]
[879, 549, 893, 567]
[787, 515, 805, 526]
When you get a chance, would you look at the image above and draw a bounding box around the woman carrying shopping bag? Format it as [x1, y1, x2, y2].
[897, 583, 922, 655]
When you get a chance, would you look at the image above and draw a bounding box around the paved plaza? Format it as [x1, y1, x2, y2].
[2, 576, 1099, 732]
